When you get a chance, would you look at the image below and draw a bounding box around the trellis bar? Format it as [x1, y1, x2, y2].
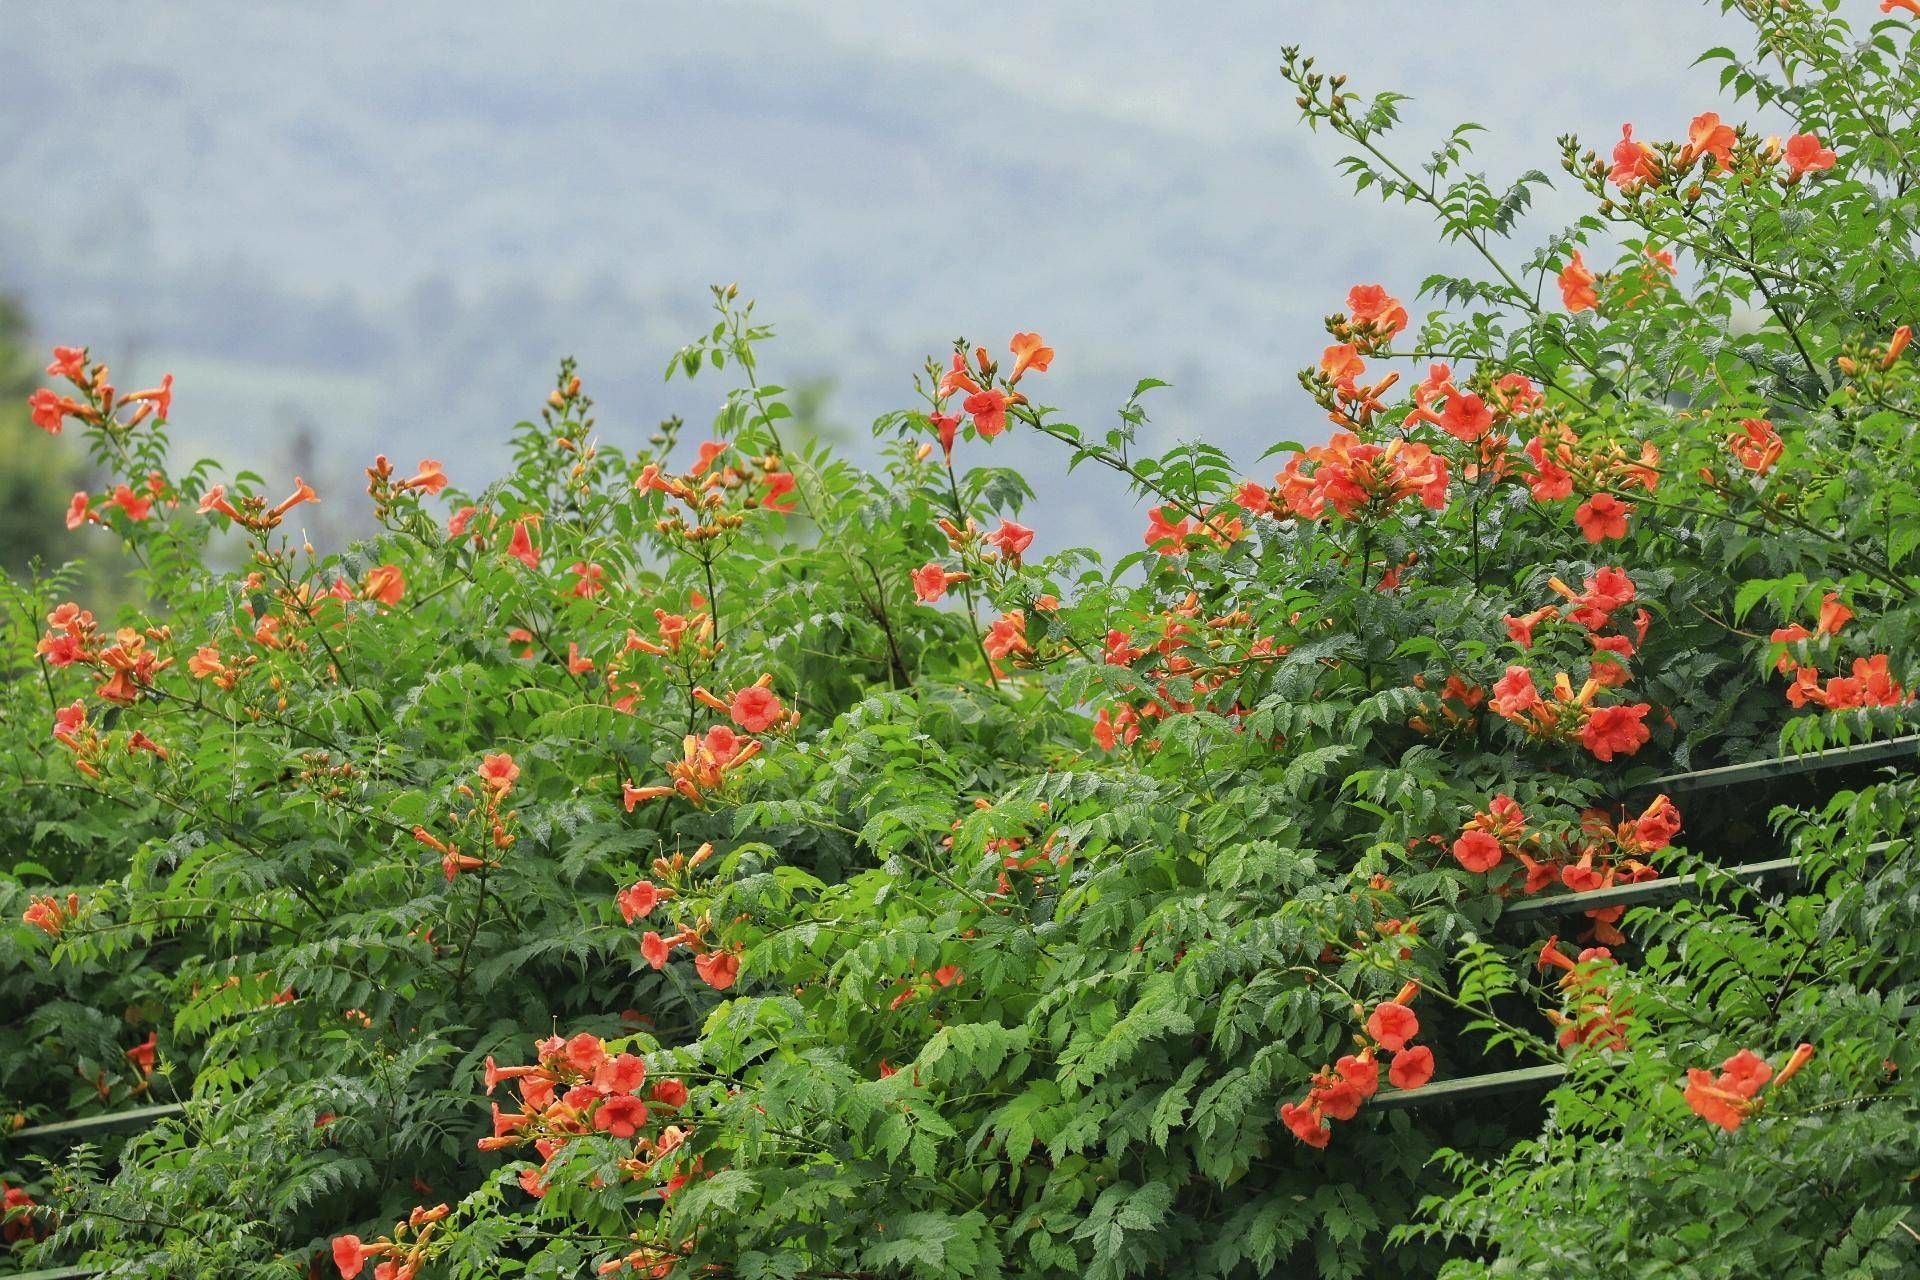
[1499, 838, 1896, 926]
[1639, 733, 1920, 795]
[1369, 1064, 1567, 1110]
[9, 1102, 185, 1145]
[1498, 856, 1803, 924]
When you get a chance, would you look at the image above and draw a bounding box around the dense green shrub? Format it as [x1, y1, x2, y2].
[6, 2, 1920, 1276]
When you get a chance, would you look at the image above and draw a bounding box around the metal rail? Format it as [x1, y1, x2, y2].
[9, 1103, 184, 1145]
[1638, 733, 1920, 794]
[1382, 850, 1909, 1113]
[1498, 839, 1896, 925]
[1498, 856, 1803, 923]
[2, 1106, 184, 1277]
[1371, 1064, 1567, 1111]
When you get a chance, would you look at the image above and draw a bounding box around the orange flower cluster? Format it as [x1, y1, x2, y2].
[1405, 672, 1486, 737]
[1297, 302, 1656, 545]
[1564, 795, 1677, 896]
[622, 678, 789, 810]
[38, 603, 174, 708]
[287, 567, 406, 617]
[1330, 283, 1410, 352]
[34, 603, 91, 669]
[618, 843, 739, 991]
[1522, 423, 1659, 544]
[30, 345, 171, 435]
[1089, 594, 1286, 752]
[637, 438, 799, 529]
[195, 476, 321, 533]
[1488, 571, 1656, 763]
[1601, 113, 1834, 196]
[1725, 417, 1783, 474]
[1091, 702, 1143, 751]
[410, 753, 521, 882]
[1491, 668, 1652, 763]
[475, 1032, 697, 1205]
[624, 605, 716, 662]
[1449, 793, 1676, 941]
[199, 564, 401, 686]
[1769, 595, 1911, 710]
[185, 641, 254, 690]
[928, 332, 1052, 449]
[1283, 283, 1667, 569]
[576, 602, 724, 714]
[1269, 433, 1450, 522]
[1558, 250, 1600, 313]
[1280, 983, 1435, 1148]
[1141, 504, 1244, 557]
[31, 348, 186, 538]
[68, 472, 173, 528]
[1, 1181, 43, 1244]
[1537, 936, 1629, 1051]
[23, 892, 81, 938]
[1683, 1043, 1814, 1131]
[984, 518, 1035, 566]
[1505, 566, 1650, 688]
[982, 609, 1032, 666]
[1280, 1052, 1380, 1148]
[48, 697, 106, 778]
[1449, 795, 1531, 876]
[625, 727, 760, 811]
[1401, 362, 1543, 481]
[1785, 654, 1910, 711]
[329, 1202, 452, 1279]
[1303, 290, 1410, 431]
[364, 453, 451, 521]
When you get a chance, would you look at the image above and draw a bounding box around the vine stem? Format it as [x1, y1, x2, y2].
[1299, 77, 1621, 410]
[1013, 406, 1208, 526]
[936, 458, 1002, 690]
[723, 305, 911, 689]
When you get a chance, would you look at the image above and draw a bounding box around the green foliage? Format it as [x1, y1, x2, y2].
[6, 5, 1920, 1278]
[1412, 779, 1920, 1279]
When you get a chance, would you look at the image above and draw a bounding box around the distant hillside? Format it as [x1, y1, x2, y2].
[0, 0, 1739, 555]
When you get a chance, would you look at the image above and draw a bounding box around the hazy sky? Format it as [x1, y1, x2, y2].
[0, 1, 1845, 554]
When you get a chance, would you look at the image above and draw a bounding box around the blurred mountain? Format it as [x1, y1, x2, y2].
[0, 1, 1771, 555]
